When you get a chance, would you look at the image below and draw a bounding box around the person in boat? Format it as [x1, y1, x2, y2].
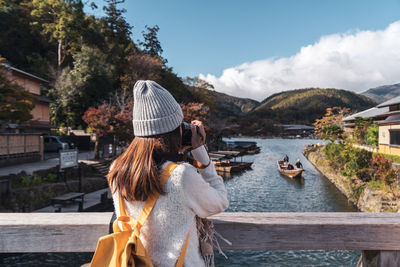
[283, 154, 289, 162]
[287, 163, 294, 170]
[295, 159, 303, 169]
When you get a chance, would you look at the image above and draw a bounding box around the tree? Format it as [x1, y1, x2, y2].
[82, 100, 133, 159]
[181, 102, 210, 130]
[30, 0, 86, 69]
[0, 58, 37, 126]
[0, 0, 51, 78]
[120, 53, 163, 95]
[313, 107, 349, 141]
[139, 25, 165, 61]
[354, 117, 373, 144]
[82, 104, 114, 159]
[100, 0, 134, 77]
[53, 45, 114, 128]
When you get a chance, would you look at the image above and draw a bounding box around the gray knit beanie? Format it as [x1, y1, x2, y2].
[132, 80, 183, 136]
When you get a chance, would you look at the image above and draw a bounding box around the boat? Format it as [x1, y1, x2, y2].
[210, 153, 253, 173]
[277, 160, 304, 178]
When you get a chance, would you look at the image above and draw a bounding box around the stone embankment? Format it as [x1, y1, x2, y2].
[303, 147, 400, 212]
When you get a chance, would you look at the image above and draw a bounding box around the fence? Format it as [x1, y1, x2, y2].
[1, 212, 400, 266]
[0, 133, 43, 167]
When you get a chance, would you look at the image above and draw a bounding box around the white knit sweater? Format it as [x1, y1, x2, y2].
[111, 145, 229, 267]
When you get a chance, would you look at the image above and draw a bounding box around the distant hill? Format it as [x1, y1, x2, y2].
[187, 86, 259, 117]
[251, 88, 376, 125]
[361, 83, 400, 104]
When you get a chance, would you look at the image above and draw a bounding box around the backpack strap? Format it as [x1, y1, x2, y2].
[134, 162, 178, 234]
[117, 163, 178, 231]
[118, 162, 190, 266]
[176, 231, 190, 267]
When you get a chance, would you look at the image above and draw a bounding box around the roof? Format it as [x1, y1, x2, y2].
[32, 94, 55, 103]
[1, 63, 49, 83]
[343, 107, 389, 122]
[378, 114, 400, 125]
[377, 96, 400, 108]
[282, 124, 314, 130]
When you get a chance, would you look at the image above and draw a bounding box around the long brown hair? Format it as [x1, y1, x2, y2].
[107, 126, 181, 201]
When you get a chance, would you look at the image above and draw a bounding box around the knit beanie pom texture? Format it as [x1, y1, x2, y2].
[132, 80, 183, 137]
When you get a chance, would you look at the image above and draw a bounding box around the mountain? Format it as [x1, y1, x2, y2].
[187, 86, 259, 117]
[251, 88, 376, 125]
[361, 83, 400, 104]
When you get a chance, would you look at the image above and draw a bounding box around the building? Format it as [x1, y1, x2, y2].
[1, 63, 54, 134]
[343, 96, 400, 156]
[376, 96, 400, 156]
[342, 107, 389, 133]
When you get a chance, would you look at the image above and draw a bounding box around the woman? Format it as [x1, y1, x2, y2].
[107, 80, 229, 266]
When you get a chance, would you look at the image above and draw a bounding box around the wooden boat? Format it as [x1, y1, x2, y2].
[213, 161, 253, 173]
[277, 160, 304, 178]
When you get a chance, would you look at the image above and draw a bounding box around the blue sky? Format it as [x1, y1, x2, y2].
[86, 0, 400, 100]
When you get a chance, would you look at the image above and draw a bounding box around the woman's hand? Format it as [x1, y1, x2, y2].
[191, 120, 206, 149]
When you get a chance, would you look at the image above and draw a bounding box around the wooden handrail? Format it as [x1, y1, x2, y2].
[2, 212, 400, 253]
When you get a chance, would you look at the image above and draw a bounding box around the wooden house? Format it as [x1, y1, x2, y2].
[1, 63, 54, 134]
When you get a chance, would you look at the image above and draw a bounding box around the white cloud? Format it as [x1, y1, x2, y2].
[199, 21, 400, 101]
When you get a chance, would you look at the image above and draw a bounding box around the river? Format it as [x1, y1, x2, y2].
[214, 138, 359, 266]
[0, 138, 360, 266]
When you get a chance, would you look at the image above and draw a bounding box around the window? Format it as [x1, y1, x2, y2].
[390, 104, 400, 112]
[389, 130, 400, 145]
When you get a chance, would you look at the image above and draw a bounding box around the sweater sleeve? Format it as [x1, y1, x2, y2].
[182, 145, 229, 218]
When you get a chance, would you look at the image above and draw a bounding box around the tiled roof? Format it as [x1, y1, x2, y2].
[343, 107, 389, 121]
[377, 96, 400, 108]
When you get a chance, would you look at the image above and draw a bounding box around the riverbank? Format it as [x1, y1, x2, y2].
[303, 146, 400, 212]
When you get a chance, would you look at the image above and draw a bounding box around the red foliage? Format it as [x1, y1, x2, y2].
[369, 154, 395, 184]
[82, 101, 134, 144]
[181, 102, 210, 130]
[82, 104, 115, 137]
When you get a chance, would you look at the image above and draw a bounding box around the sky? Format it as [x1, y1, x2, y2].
[86, 0, 400, 101]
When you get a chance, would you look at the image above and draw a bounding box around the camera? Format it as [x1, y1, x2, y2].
[181, 122, 203, 147]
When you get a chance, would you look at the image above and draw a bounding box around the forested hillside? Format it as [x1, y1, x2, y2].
[0, 0, 193, 129]
[251, 88, 376, 125]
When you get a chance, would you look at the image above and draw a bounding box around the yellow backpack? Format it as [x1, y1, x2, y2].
[90, 163, 190, 267]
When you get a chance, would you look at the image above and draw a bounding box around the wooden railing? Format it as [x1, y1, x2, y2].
[1, 212, 400, 266]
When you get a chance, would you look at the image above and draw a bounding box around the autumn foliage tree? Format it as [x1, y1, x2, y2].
[82, 101, 133, 159]
[82, 104, 114, 159]
[313, 107, 349, 141]
[181, 102, 210, 129]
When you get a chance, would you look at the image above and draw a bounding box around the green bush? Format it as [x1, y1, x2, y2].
[341, 147, 372, 177]
[365, 124, 378, 146]
[32, 175, 42, 186]
[20, 176, 32, 187]
[368, 179, 385, 190]
[324, 142, 345, 169]
[45, 173, 58, 183]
